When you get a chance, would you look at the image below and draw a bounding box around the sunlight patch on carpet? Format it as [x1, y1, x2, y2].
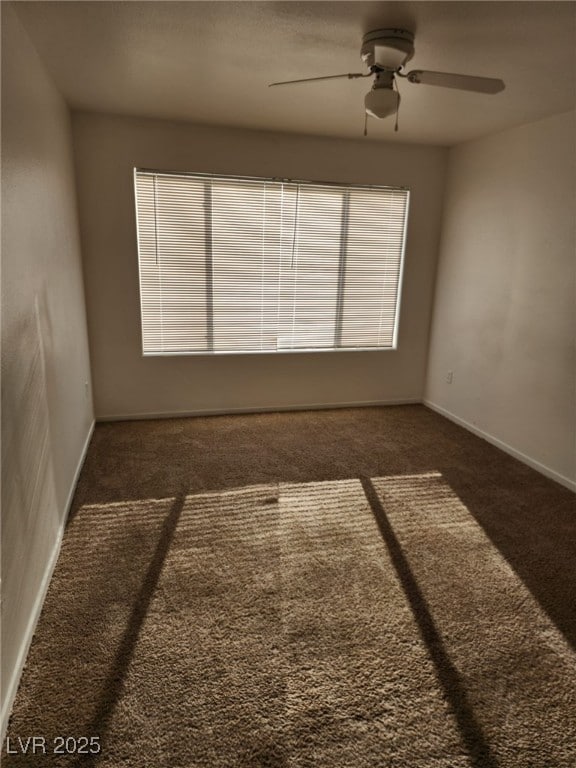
[4, 476, 576, 767]
[372, 472, 576, 767]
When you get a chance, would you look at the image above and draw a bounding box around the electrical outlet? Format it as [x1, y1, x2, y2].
[446, 370, 453, 384]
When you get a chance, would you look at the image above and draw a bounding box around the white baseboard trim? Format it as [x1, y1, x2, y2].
[96, 398, 422, 422]
[424, 400, 576, 493]
[0, 420, 95, 742]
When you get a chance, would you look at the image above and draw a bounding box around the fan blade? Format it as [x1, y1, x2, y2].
[269, 73, 368, 87]
[406, 70, 505, 94]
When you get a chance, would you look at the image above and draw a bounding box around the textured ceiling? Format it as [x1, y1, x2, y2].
[14, 1, 576, 145]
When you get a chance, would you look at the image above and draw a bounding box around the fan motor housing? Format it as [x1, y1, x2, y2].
[361, 28, 415, 71]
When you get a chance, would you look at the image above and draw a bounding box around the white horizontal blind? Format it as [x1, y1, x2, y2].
[134, 170, 409, 355]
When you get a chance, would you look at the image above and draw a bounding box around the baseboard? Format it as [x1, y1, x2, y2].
[96, 398, 422, 422]
[0, 420, 95, 742]
[424, 400, 576, 493]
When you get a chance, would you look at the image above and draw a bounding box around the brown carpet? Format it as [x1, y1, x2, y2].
[3, 405, 576, 766]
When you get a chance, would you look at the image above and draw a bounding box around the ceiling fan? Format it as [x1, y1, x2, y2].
[269, 29, 505, 129]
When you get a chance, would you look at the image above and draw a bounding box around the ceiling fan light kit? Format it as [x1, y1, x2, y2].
[269, 27, 505, 132]
[364, 87, 399, 119]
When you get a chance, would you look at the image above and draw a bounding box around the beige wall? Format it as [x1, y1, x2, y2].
[1, 5, 94, 733]
[425, 111, 576, 488]
[72, 113, 447, 419]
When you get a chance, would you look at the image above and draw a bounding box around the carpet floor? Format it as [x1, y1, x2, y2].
[3, 405, 576, 766]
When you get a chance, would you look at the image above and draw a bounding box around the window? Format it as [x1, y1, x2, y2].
[134, 169, 409, 355]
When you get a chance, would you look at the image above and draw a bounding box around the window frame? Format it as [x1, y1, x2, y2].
[134, 167, 410, 356]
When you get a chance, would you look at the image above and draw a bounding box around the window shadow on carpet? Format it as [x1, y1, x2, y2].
[6, 468, 575, 767]
[439, 465, 576, 652]
[365, 471, 576, 768]
[68, 407, 575, 660]
[361, 476, 499, 768]
[77, 493, 186, 764]
[68, 407, 575, 665]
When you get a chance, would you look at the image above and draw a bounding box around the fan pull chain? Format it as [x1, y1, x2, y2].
[394, 79, 401, 132]
[363, 111, 368, 137]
